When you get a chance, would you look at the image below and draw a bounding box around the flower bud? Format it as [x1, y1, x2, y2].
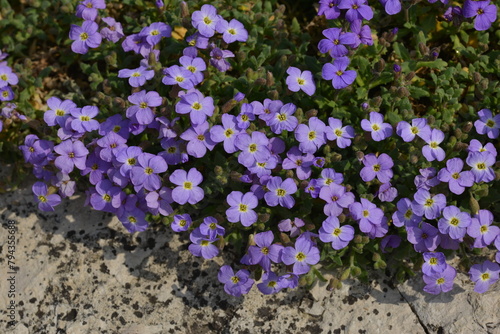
[479, 78, 489, 90]
[418, 42, 429, 56]
[353, 235, 363, 244]
[372, 253, 381, 262]
[397, 87, 409, 97]
[350, 266, 362, 277]
[356, 151, 365, 162]
[361, 102, 369, 110]
[331, 153, 342, 162]
[305, 109, 318, 119]
[405, 71, 416, 81]
[374, 260, 387, 270]
[340, 268, 351, 281]
[180, 1, 189, 17]
[327, 278, 342, 291]
[266, 71, 275, 87]
[469, 196, 480, 215]
[268, 90, 279, 100]
[462, 121, 473, 133]
[280, 232, 291, 245]
[338, 214, 346, 223]
[375, 59, 386, 72]
[255, 78, 266, 86]
[372, 96, 382, 107]
[214, 166, 224, 176]
[393, 64, 401, 73]
[362, 236, 370, 244]
[258, 213, 270, 223]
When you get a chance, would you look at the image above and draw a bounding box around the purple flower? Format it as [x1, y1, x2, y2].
[175, 90, 214, 125]
[349, 198, 385, 234]
[422, 252, 447, 276]
[235, 131, 270, 167]
[247, 231, 284, 271]
[466, 151, 495, 183]
[407, 222, 441, 252]
[226, 191, 258, 227]
[70, 106, 99, 133]
[361, 112, 393, 141]
[210, 47, 234, 72]
[127, 90, 162, 125]
[318, 0, 341, 19]
[412, 189, 446, 220]
[474, 108, 500, 138]
[396, 118, 431, 142]
[130, 153, 168, 191]
[319, 216, 354, 250]
[380, 235, 401, 253]
[53, 172, 76, 198]
[282, 237, 320, 275]
[191, 4, 220, 38]
[285, 67, 316, 96]
[437, 158, 474, 195]
[392, 198, 422, 228]
[114, 146, 142, 177]
[0, 86, 14, 101]
[209, 114, 242, 154]
[376, 182, 398, 202]
[218, 265, 254, 297]
[338, 0, 374, 23]
[90, 179, 123, 212]
[189, 227, 219, 259]
[19, 134, 54, 165]
[319, 183, 355, 217]
[76, 0, 105, 21]
[463, 0, 497, 31]
[295, 117, 326, 154]
[325, 117, 355, 148]
[438, 206, 471, 240]
[414, 167, 440, 190]
[162, 65, 195, 89]
[216, 19, 248, 43]
[264, 177, 297, 209]
[96, 131, 127, 162]
[322, 57, 357, 89]
[142, 22, 172, 46]
[100, 17, 124, 43]
[350, 21, 373, 47]
[179, 56, 206, 85]
[360, 153, 394, 183]
[421, 128, 446, 161]
[267, 103, 299, 134]
[318, 28, 357, 57]
[467, 210, 499, 248]
[54, 140, 89, 173]
[69, 21, 102, 54]
[423, 264, 456, 294]
[0, 65, 18, 88]
[380, 0, 401, 15]
[33, 182, 61, 211]
[257, 272, 282, 295]
[118, 66, 155, 88]
[171, 214, 192, 232]
[469, 260, 500, 293]
[199, 216, 225, 240]
[186, 32, 209, 49]
[169, 168, 204, 205]
[236, 103, 255, 129]
[278, 218, 305, 237]
[468, 139, 497, 158]
[282, 146, 314, 180]
[180, 121, 216, 158]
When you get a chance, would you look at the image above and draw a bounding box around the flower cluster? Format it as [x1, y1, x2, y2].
[0, 51, 24, 132]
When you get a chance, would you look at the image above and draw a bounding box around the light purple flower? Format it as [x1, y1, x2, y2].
[380, 0, 401, 15]
[170, 168, 204, 205]
[209, 114, 242, 154]
[142, 22, 172, 46]
[126, 90, 162, 125]
[247, 231, 284, 272]
[54, 140, 89, 173]
[281, 146, 314, 180]
[0, 65, 18, 88]
[257, 271, 282, 295]
[179, 56, 206, 85]
[360, 153, 394, 183]
[338, 0, 374, 23]
[412, 189, 446, 220]
[396, 118, 431, 142]
[191, 4, 220, 38]
[295, 117, 326, 154]
[392, 198, 422, 228]
[422, 252, 447, 276]
[226, 191, 258, 227]
[218, 265, 254, 297]
[175, 89, 214, 125]
[437, 158, 474, 195]
[118, 66, 155, 88]
[438, 205, 471, 240]
[467, 210, 499, 248]
[423, 264, 456, 294]
[407, 222, 441, 252]
[286, 67, 316, 96]
[69, 21, 102, 54]
[317, 168, 344, 187]
[466, 151, 495, 183]
[267, 103, 299, 134]
[216, 19, 248, 43]
[76, 0, 106, 21]
[318, 28, 357, 57]
[319, 216, 354, 250]
[162, 65, 195, 89]
[468, 139, 497, 158]
[278, 218, 305, 238]
[376, 182, 398, 202]
[100, 17, 124, 43]
[474, 109, 500, 139]
[180, 121, 216, 158]
[322, 57, 357, 89]
[282, 237, 320, 275]
[130, 153, 168, 191]
[171, 214, 192, 232]
[235, 131, 270, 167]
[33, 182, 61, 211]
[325, 117, 355, 148]
[421, 128, 446, 161]
[199, 216, 225, 240]
[264, 177, 297, 209]
[361, 112, 393, 141]
[318, 0, 341, 19]
[319, 183, 355, 217]
[189, 227, 219, 259]
[469, 260, 500, 293]
[349, 198, 385, 234]
[70, 106, 99, 133]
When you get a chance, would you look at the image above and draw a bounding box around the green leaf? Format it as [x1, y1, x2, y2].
[393, 42, 411, 61]
[417, 59, 448, 70]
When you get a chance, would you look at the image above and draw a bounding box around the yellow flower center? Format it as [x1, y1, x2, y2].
[38, 195, 47, 202]
[200, 240, 209, 246]
[103, 194, 111, 202]
[411, 126, 419, 134]
[295, 252, 306, 261]
[424, 198, 434, 207]
[145, 167, 153, 175]
[224, 128, 234, 137]
[277, 113, 287, 121]
[231, 276, 239, 284]
[80, 115, 90, 121]
[168, 147, 177, 153]
[128, 216, 137, 223]
[336, 70, 343, 76]
[429, 257, 437, 265]
[363, 210, 369, 218]
[113, 125, 121, 132]
[91, 163, 98, 170]
[209, 223, 217, 230]
[261, 247, 269, 255]
[257, 162, 266, 167]
[140, 102, 148, 109]
[480, 273, 490, 281]
[371, 124, 380, 131]
[179, 219, 187, 226]
[480, 225, 488, 234]
[131, 72, 141, 77]
[436, 277, 445, 285]
[127, 158, 136, 165]
[373, 164, 381, 172]
[80, 32, 89, 41]
[334, 129, 343, 136]
[308, 131, 316, 140]
[249, 144, 257, 152]
[241, 114, 249, 121]
[150, 29, 159, 36]
[228, 28, 237, 35]
[175, 76, 184, 82]
[187, 66, 196, 73]
[68, 152, 75, 158]
[239, 204, 248, 212]
[476, 163, 486, 170]
[333, 228, 342, 236]
[203, 17, 212, 25]
[276, 188, 286, 197]
[430, 142, 438, 149]
[452, 173, 460, 179]
[404, 209, 413, 219]
[183, 181, 192, 190]
[297, 78, 305, 85]
[449, 218, 459, 226]
[486, 119, 495, 128]
[197, 134, 205, 141]
[192, 102, 202, 110]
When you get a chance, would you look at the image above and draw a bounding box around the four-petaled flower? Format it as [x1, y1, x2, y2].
[170, 168, 204, 205]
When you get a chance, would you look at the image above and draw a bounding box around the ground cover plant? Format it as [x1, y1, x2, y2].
[2, 0, 500, 296]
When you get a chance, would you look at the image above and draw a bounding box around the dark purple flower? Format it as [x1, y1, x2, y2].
[282, 237, 320, 275]
[267, 103, 299, 134]
[350, 21, 373, 47]
[188, 227, 219, 259]
[199, 216, 225, 240]
[414, 167, 440, 190]
[338, 0, 374, 23]
[318, 28, 357, 57]
[423, 264, 456, 294]
[282, 146, 314, 180]
[96, 132, 127, 162]
[247, 231, 283, 271]
[90, 179, 123, 212]
[210, 48, 234, 72]
[380, 235, 401, 253]
[236, 103, 255, 129]
[380, 0, 401, 15]
[98, 114, 130, 139]
[463, 0, 497, 31]
[319, 183, 355, 217]
[468, 260, 500, 293]
[257, 271, 282, 295]
[33, 181, 61, 211]
[170, 168, 204, 205]
[376, 182, 398, 202]
[319, 216, 354, 250]
[318, 0, 341, 19]
[392, 198, 422, 228]
[69, 21, 102, 54]
[100, 17, 124, 43]
[349, 198, 384, 233]
[19, 134, 54, 165]
[81, 151, 111, 184]
[278, 218, 305, 237]
[407, 222, 441, 252]
[218, 265, 254, 297]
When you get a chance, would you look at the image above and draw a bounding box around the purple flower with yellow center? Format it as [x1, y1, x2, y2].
[96, 131, 127, 162]
[81, 152, 110, 185]
[282, 146, 314, 180]
[44, 97, 75, 127]
[199, 216, 225, 240]
[467, 209, 499, 248]
[257, 272, 282, 295]
[463, 0, 497, 31]
[175, 90, 214, 125]
[0, 65, 18, 88]
[380, 0, 401, 15]
[468, 139, 497, 157]
[142, 22, 171, 46]
[338, 0, 374, 23]
[236, 103, 255, 129]
[90, 179, 123, 212]
[318, 0, 341, 19]
[179, 56, 206, 85]
[235, 131, 270, 167]
[162, 65, 195, 89]
[264, 176, 297, 209]
[54, 139, 89, 173]
[318, 168, 344, 187]
[396, 118, 431, 142]
[421, 128, 446, 162]
[423, 264, 456, 294]
[169, 167, 204, 205]
[130, 153, 168, 191]
[318, 28, 357, 57]
[407, 222, 441, 252]
[285, 67, 316, 96]
[414, 167, 440, 190]
[248, 231, 284, 272]
[349, 198, 384, 233]
[210, 47, 234, 72]
[191, 4, 220, 38]
[126, 90, 162, 125]
[186, 32, 209, 49]
[305, 179, 321, 198]
[19, 134, 54, 165]
[437, 158, 474, 195]
[267, 103, 299, 135]
[350, 21, 373, 47]
[247, 156, 278, 177]
[278, 218, 305, 237]
[361, 112, 393, 141]
[466, 151, 495, 183]
[218, 265, 254, 297]
[474, 108, 500, 138]
[325, 117, 355, 148]
[159, 138, 187, 165]
[226, 191, 258, 227]
[209, 114, 242, 154]
[412, 189, 446, 220]
[322, 57, 357, 89]
[69, 21, 102, 54]
[376, 182, 398, 202]
[99, 114, 129, 139]
[320, 183, 355, 217]
[180, 121, 216, 158]
[469, 260, 500, 293]
[0, 86, 13, 101]
[189, 227, 219, 259]
[422, 252, 447, 276]
[118, 66, 155, 88]
[76, 0, 105, 21]
[100, 17, 124, 43]
[33, 181, 61, 212]
[295, 117, 326, 154]
[171, 213, 192, 232]
[360, 153, 394, 183]
[438, 205, 471, 240]
[216, 18, 248, 43]
[392, 198, 422, 228]
[70, 106, 99, 133]
[319, 216, 354, 250]
[282, 237, 320, 275]
[114, 146, 142, 177]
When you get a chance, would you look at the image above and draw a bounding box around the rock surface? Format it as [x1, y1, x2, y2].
[0, 186, 498, 334]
